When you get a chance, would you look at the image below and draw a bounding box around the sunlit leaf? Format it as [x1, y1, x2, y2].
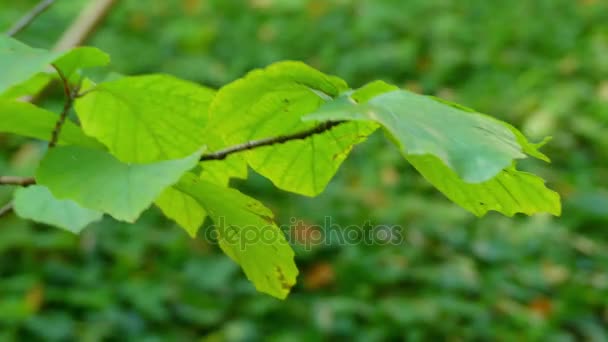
[207, 61, 376, 196]
[305, 82, 560, 216]
[74, 74, 215, 163]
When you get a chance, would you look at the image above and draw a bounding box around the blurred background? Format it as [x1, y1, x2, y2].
[1, 0, 608, 340]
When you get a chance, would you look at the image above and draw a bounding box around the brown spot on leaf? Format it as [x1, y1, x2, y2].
[275, 266, 294, 291]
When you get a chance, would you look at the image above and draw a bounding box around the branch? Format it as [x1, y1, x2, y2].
[6, 0, 56, 37]
[49, 65, 78, 148]
[200, 121, 345, 161]
[0, 176, 36, 186]
[52, 0, 117, 51]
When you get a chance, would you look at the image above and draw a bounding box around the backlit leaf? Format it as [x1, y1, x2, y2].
[207, 61, 376, 196]
[74, 74, 215, 163]
[305, 83, 560, 216]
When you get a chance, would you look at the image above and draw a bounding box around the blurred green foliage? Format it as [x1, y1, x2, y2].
[1, 0, 608, 340]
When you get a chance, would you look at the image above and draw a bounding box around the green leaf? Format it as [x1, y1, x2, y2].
[175, 173, 298, 299]
[0, 99, 102, 148]
[0, 36, 109, 94]
[305, 83, 560, 216]
[76, 75, 223, 237]
[13, 185, 103, 233]
[36, 146, 202, 222]
[407, 155, 561, 216]
[208, 61, 376, 196]
[74, 74, 215, 163]
[52, 47, 111, 80]
[306, 89, 529, 183]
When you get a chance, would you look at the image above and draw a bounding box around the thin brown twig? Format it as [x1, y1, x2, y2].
[0, 121, 346, 220]
[200, 121, 345, 161]
[49, 65, 77, 148]
[0, 177, 35, 218]
[52, 0, 117, 51]
[0, 122, 344, 182]
[53, 64, 71, 98]
[6, 0, 56, 37]
[0, 176, 36, 186]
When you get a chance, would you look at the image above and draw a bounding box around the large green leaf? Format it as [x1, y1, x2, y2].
[175, 173, 298, 299]
[36, 146, 202, 222]
[207, 61, 376, 196]
[74, 74, 215, 163]
[0, 36, 109, 94]
[305, 83, 560, 216]
[306, 89, 529, 183]
[13, 185, 103, 233]
[408, 155, 561, 216]
[0, 99, 102, 148]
